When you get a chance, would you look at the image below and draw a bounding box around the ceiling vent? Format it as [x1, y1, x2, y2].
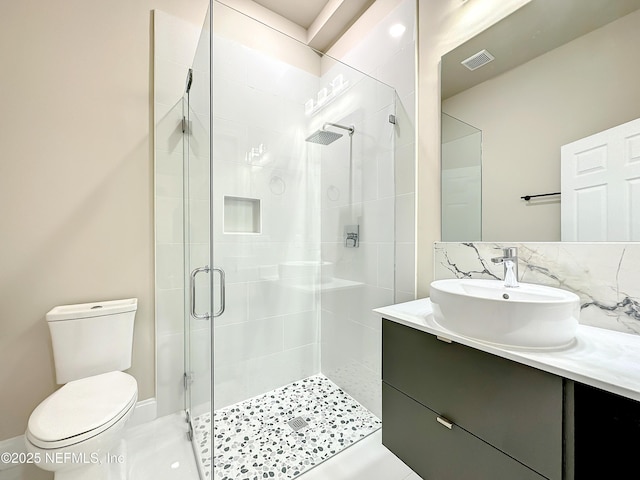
[461, 49, 495, 71]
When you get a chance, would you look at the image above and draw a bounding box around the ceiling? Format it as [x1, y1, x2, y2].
[242, 0, 376, 51]
[441, 0, 640, 99]
[253, 0, 330, 29]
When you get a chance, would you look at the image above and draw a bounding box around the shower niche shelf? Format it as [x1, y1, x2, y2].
[223, 196, 261, 234]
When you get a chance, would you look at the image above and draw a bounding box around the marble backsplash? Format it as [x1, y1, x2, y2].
[434, 242, 640, 336]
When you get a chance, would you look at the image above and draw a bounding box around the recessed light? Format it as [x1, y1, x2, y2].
[389, 23, 406, 38]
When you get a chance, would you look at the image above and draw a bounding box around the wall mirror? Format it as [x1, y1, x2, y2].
[440, 0, 640, 242]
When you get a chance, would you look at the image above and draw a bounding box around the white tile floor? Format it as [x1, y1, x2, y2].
[295, 430, 420, 480]
[0, 412, 421, 480]
[123, 412, 201, 479]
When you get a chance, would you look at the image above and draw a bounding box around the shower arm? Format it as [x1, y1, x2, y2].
[323, 122, 355, 136]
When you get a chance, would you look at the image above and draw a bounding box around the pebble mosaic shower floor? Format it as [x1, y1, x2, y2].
[192, 374, 382, 480]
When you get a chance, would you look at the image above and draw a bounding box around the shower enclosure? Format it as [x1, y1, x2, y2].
[441, 113, 482, 241]
[157, 2, 397, 478]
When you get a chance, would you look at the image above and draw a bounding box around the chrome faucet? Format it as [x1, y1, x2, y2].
[491, 247, 519, 288]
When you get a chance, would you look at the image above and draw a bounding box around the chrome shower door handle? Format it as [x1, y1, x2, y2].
[190, 266, 211, 320]
[212, 267, 226, 317]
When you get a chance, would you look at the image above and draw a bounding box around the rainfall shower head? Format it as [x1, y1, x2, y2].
[305, 129, 343, 145]
[305, 122, 355, 145]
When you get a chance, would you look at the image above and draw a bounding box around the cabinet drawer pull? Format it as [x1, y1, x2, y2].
[436, 416, 454, 429]
[436, 335, 452, 343]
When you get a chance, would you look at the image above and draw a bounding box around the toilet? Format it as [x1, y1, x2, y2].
[25, 298, 138, 480]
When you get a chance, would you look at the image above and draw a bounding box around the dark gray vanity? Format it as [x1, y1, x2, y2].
[381, 318, 640, 480]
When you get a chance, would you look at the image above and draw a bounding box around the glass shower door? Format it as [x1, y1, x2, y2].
[183, 7, 213, 478]
[206, 3, 396, 478]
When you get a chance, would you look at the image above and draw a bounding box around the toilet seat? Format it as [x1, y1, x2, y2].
[27, 371, 137, 449]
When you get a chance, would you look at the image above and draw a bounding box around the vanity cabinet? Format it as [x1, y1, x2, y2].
[382, 319, 563, 480]
[571, 381, 640, 478]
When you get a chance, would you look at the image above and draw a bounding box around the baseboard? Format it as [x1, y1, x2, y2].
[128, 397, 158, 428]
[0, 398, 158, 471]
[0, 435, 26, 471]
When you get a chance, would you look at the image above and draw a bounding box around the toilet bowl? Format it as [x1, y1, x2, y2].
[25, 299, 138, 480]
[26, 371, 137, 479]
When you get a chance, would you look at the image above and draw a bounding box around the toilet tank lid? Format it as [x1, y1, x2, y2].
[46, 298, 138, 322]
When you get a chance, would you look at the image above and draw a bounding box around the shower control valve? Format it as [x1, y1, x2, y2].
[345, 225, 359, 248]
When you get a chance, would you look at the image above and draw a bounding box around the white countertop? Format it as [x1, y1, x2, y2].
[375, 298, 640, 402]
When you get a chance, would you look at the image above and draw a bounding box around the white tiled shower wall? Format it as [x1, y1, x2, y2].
[211, 30, 322, 409]
[155, 1, 418, 419]
[316, 68, 396, 417]
[337, 0, 417, 302]
[210, 39, 399, 413]
[320, 0, 417, 418]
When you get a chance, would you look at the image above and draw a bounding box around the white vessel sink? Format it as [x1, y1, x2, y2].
[430, 279, 580, 349]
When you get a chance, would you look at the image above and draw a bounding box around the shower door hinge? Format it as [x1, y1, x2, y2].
[183, 372, 193, 390]
[185, 407, 193, 441]
[182, 116, 192, 135]
[187, 418, 193, 442]
[185, 68, 193, 94]
[388, 114, 397, 125]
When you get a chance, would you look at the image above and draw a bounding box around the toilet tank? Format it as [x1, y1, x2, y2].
[46, 298, 137, 384]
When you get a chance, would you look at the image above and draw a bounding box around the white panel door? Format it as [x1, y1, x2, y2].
[561, 117, 640, 241]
